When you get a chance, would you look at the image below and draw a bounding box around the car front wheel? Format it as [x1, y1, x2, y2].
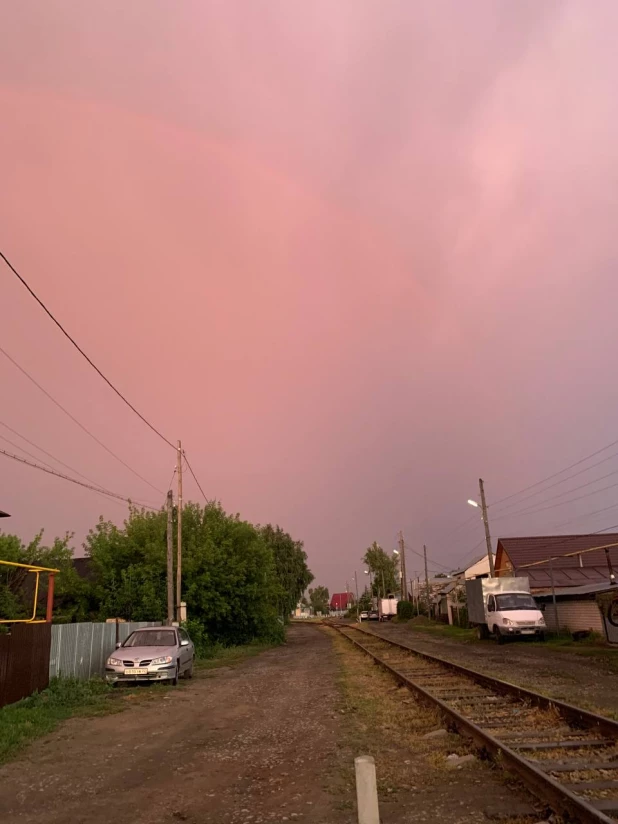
[184, 658, 194, 679]
[171, 663, 180, 686]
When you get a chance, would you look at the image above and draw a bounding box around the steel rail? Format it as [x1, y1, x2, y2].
[329, 623, 618, 824]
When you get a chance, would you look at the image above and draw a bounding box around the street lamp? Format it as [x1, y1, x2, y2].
[0, 511, 10, 518]
[364, 569, 374, 607]
[467, 478, 495, 577]
[352, 571, 360, 621]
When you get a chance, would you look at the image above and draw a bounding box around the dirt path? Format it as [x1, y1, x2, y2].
[0, 625, 353, 824]
[368, 622, 618, 716]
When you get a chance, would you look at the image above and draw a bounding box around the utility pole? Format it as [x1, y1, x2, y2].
[398, 531, 408, 601]
[176, 440, 183, 623]
[478, 478, 496, 577]
[354, 571, 360, 621]
[424, 544, 431, 618]
[166, 489, 174, 625]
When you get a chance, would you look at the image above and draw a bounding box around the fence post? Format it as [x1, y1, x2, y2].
[354, 756, 380, 824]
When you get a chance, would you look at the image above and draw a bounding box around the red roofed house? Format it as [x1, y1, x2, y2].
[330, 592, 355, 612]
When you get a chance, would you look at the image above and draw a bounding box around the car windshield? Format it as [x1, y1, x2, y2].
[123, 630, 176, 648]
[495, 594, 537, 611]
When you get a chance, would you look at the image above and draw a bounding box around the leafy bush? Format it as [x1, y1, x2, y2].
[397, 600, 413, 620]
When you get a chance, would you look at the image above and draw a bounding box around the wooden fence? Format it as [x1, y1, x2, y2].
[0, 623, 52, 708]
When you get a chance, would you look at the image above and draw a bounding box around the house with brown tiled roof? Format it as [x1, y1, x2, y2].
[495, 535, 618, 639]
[495, 534, 618, 592]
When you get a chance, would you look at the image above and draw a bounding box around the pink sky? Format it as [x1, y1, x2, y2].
[2, 2, 618, 592]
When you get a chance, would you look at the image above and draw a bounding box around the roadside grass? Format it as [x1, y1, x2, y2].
[197, 641, 276, 672]
[0, 677, 121, 765]
[327, 629, 541, 824]
[0, 640, 276, 765]
[404, 618, 618, 667]
[404, 616, 476, 641]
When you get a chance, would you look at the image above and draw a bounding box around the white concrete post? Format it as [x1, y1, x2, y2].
[354, 755, 380, 824]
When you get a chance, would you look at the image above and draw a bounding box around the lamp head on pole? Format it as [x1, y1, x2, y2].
[467, 499, 479, 508]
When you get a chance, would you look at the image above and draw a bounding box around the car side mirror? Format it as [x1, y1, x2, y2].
[180, 639, 189, 647]
[116, 642, 122, 649]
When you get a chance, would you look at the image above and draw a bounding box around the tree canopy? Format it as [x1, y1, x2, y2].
[308, 585, 329, 615]
[1, 502, 313, 649]
[362, 541, 399, 597]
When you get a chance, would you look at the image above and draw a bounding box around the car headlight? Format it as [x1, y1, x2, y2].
[502, 617, 514, 626]
[537, 618, 546, 626]
[108, 657, 123, 666]
[151, 656, 173, 665]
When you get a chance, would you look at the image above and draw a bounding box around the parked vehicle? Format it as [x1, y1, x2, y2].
[368, 610, 379, 621]
[378, 595, 398, 621]
[105, 626, 194, 685]
[466, 577, 545, 643]
[359, 611, 369, 621]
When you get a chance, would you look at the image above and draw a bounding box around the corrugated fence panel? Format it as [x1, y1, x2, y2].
[49, 621, 161, 680]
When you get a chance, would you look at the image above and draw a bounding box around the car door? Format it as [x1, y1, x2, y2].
[486, 595, 496, 631]
[178, 628, 192, 670]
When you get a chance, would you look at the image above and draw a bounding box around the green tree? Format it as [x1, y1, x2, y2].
[85, 502, 312, 646]
[259, 524, 314, 620]
[362, 542, 399, 597]
[357, 590, 372, 612]
[308, 585, 329, 615]
[0, 530, 88, 622]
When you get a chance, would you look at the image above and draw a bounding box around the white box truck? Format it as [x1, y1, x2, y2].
[465, 577, 546, 643]
[379, 595, 399, 621]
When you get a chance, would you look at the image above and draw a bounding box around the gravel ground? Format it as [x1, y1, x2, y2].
[365, 622, 618, 715]
[0, 625, 353, 824]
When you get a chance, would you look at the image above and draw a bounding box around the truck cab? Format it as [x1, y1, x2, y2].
[485, 590, 545, 642]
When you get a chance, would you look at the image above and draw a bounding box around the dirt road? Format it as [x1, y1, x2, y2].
[368, 622, 618, 715]
[0, 625, 353, 824]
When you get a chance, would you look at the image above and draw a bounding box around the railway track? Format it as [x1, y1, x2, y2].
[330, 623, 618, 823]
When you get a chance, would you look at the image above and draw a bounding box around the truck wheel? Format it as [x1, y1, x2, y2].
[496, 630, 505, 645]
[476, 624, 489, 641]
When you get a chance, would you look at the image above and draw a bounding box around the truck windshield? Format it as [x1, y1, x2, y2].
[495, 594, 537, 611]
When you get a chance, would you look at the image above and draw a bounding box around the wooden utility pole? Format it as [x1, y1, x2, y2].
[398, 531, 407, 601]
[478, 478, 496, 577]
[176, 440, 183, 622]
[424, 544, 431, 618]
[166, 489, 174, 625]
[354, 571, 360, 621]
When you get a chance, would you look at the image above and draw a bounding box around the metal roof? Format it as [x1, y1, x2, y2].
[536, 581, 618, 601]
[498, 535, 618, 589]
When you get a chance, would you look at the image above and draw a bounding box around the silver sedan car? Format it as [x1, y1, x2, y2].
[105, 627, 194, 685]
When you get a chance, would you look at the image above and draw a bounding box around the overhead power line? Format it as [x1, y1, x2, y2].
[491, 478, 618, 523]
[0, 448, 161, 511]
[490, 436, 618, 508]
[183, 452, 208, 502]
[0, 432, 58, 473]
[492, 448, 618, 514]
[0, 344, 163, 495]
[0, 417, 111, 489]
[1, 249, 175, 450]
[493, 470, 618, 520]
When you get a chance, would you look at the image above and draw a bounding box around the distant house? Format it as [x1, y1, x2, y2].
[495, 535, 618, 592]
[330, 592, 355, 612]
[451, 553, 495, 581]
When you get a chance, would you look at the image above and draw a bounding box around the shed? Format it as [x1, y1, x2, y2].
[536, 581, 618, 642]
